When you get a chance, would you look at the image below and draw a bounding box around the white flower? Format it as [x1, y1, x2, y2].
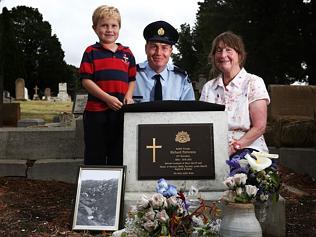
[245, 185, 258, 197]
[192, 215, 204, 226]
[143, 220, 158, 232]
[245, 154, 272, 172]
[233, 173, 247, 185]
[236, 187, 243, 196]
[223, 176, 235, 188]
[188, 185, 199, 197]
[156, 209, 169, 223]
[239, 159, 249, 168]
[177, 206, 185, 215]
[222, 190, 236, 202]
[167, 195, 178, 207]
[128, 205, 138, 216]
[144, 208, 155, 221]
[260, 193, 269, 201]
[136, 194, 150, 210]
[252, 151, 279, 159]
[150, 193, 167, 209]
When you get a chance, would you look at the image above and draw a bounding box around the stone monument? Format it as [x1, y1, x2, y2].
[57, 83, 70, 102]
[44, 88, 51, 100]
[15, 78, 25, 100]
[122, 101, 229, 212]
[3, 91, 11, 103]
[33, 85, 40, 100]
[24, 87, 29, 100]
[122, 101, 286, 237]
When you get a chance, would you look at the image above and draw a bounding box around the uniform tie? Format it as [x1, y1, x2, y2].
[153, 74, 162, 101]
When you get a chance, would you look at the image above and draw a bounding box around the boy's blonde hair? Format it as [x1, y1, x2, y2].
[92, 5, 121, 28]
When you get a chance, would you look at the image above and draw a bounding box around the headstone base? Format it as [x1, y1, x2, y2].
[33, 94, 40, 100]
[17, 118, 45, 127]
[3, 103, 21, 126]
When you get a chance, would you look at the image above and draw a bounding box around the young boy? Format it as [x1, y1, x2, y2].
[80, 5, 136, 165]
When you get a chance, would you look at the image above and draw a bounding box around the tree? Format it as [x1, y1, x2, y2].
[65, 64, 82, 100]
[174, 0, 313, 85]
[173, 24, 199, 80]
[0, 6, 76, 98]
[1, 7, 26, 97]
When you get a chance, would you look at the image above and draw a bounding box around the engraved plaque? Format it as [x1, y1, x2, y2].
[138, 123, 214, 180]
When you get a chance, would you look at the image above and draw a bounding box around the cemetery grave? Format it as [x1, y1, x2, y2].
[0, 164, 315, 237]
[19, 100, 72, 123]
[0, 84, 315, 236]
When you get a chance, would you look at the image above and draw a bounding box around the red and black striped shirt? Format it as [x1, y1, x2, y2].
[80, 43, 136, 111]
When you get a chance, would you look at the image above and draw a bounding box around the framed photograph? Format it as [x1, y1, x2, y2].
[72, 166, 126, 231]
[72, 93, 88, 114]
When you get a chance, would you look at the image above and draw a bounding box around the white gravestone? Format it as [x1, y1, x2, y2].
[33, 85, 40, 100]
[57, 83, 70, 102]
[24, 87, 29, 100]
[123, 110, 229, 213]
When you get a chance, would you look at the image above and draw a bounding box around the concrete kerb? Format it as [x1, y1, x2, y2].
[0, 159, 27, 177]
[0, 118, 85, 182]
[28, 159, 83, 183]
[269, 147, 316, 179]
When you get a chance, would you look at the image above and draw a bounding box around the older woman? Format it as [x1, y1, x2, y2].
[200, 31, 270, 156]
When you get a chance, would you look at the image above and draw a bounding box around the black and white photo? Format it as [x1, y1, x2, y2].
[72, 166, 125, 231]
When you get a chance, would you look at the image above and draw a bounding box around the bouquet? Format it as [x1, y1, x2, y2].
[222, 150, 280, 204]
[120, 178, 221, 237]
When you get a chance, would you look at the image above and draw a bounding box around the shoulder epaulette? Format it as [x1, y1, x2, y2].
[174, 65, 192, 83]
[136, 64, 143, 72]
[173, 65, 188, 76]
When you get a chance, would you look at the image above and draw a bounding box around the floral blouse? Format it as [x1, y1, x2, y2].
[199, 68, 270, 152]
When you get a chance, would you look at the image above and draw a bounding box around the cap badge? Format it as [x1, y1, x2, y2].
[157, 27, 165, 36]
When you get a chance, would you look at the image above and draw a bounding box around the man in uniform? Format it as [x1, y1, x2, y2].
[133, 21, 195, 102]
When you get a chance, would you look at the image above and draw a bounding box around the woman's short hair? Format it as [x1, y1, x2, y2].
[209, 31, 247, 77]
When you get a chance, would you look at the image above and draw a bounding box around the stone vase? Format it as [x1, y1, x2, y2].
[219, 202, 262, 237]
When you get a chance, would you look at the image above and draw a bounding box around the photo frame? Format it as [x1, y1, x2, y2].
[72, 166, 126, 231]
[72, 93, 88, 115]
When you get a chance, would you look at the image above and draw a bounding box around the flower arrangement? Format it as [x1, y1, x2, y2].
[119, 179, 221, 237]
[222, 150, 280, 204]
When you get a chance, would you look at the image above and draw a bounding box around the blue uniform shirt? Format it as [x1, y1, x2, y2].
[133, 61, 195, 102]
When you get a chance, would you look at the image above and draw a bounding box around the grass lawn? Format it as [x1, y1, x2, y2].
[16, 100, 73, 123]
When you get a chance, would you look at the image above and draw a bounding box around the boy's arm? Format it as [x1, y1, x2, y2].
[123, 80, 136, 104]
[82, 79, 123, 111]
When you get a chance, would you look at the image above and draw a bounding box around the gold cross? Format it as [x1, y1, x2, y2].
[146, 138, 162, 162]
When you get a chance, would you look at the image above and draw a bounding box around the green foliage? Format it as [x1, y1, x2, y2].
[0, 6, 79, 98]
[173, 24, 199, 80]
[0, 7, 26, 96]
[66, 64, 82, 100]
[175, 0, 313, 85]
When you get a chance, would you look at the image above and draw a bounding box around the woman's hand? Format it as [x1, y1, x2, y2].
[229, 139, 241, 156]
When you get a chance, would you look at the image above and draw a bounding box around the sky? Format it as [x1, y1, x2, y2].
[0, 0, 201, 67]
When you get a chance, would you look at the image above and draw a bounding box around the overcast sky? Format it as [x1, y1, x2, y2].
[0, 0, 201, 67]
